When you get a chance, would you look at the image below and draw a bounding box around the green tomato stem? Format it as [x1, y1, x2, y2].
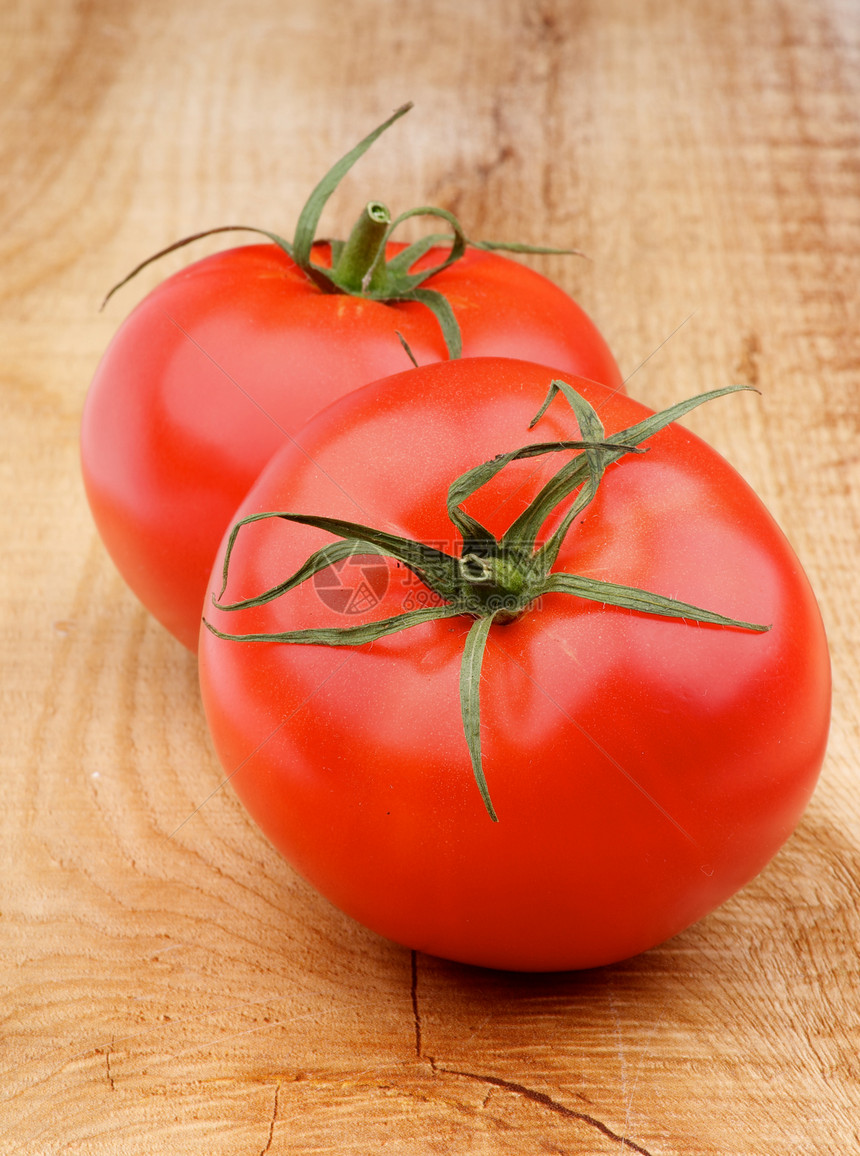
[331, 201, 391, 294]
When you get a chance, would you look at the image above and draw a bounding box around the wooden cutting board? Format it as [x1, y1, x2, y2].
[2, 1, 858, 1152]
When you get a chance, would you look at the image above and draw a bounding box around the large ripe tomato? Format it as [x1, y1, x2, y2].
[81, 104, 621, 649]
[81, 242, 621, 650]
[197, 357, 830, 972]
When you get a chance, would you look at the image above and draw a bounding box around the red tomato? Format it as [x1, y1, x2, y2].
[198, 357, 830, 972]
[81, 242, 621, 649]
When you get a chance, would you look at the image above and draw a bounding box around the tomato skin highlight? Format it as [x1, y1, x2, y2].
[81, 242, 621, 649]
[197, 357, 830, 972]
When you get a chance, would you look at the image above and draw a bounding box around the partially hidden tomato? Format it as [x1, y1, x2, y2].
[197, 356, 830, 972]
[81, 104, 621, 649]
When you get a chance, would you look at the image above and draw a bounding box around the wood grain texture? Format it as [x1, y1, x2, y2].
[2, 0, 859, 1152]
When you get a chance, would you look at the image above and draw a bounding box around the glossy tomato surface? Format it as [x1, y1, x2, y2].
[81, 242, 621, 649]
[198, 357, 830, 971]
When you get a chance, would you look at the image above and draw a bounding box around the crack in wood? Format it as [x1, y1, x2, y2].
[410, 955, 649, 1151]
[103, 1045, 116, 1092]
[433, 1065, 654, 1155]
[410, 950, 423, 1060]
[259, 1081, 280, 1156]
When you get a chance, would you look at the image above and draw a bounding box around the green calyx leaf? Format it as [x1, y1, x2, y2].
[204, 379, 770, 821]
[205, 603, 464, 648]
[538, 572, 770, 632]
[99, 224, 296, 311]
[213, 510, 463, 604]
[291, 105, 414, 278]
[100, 104, 581, 358]
[460, 614, 500, 822]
